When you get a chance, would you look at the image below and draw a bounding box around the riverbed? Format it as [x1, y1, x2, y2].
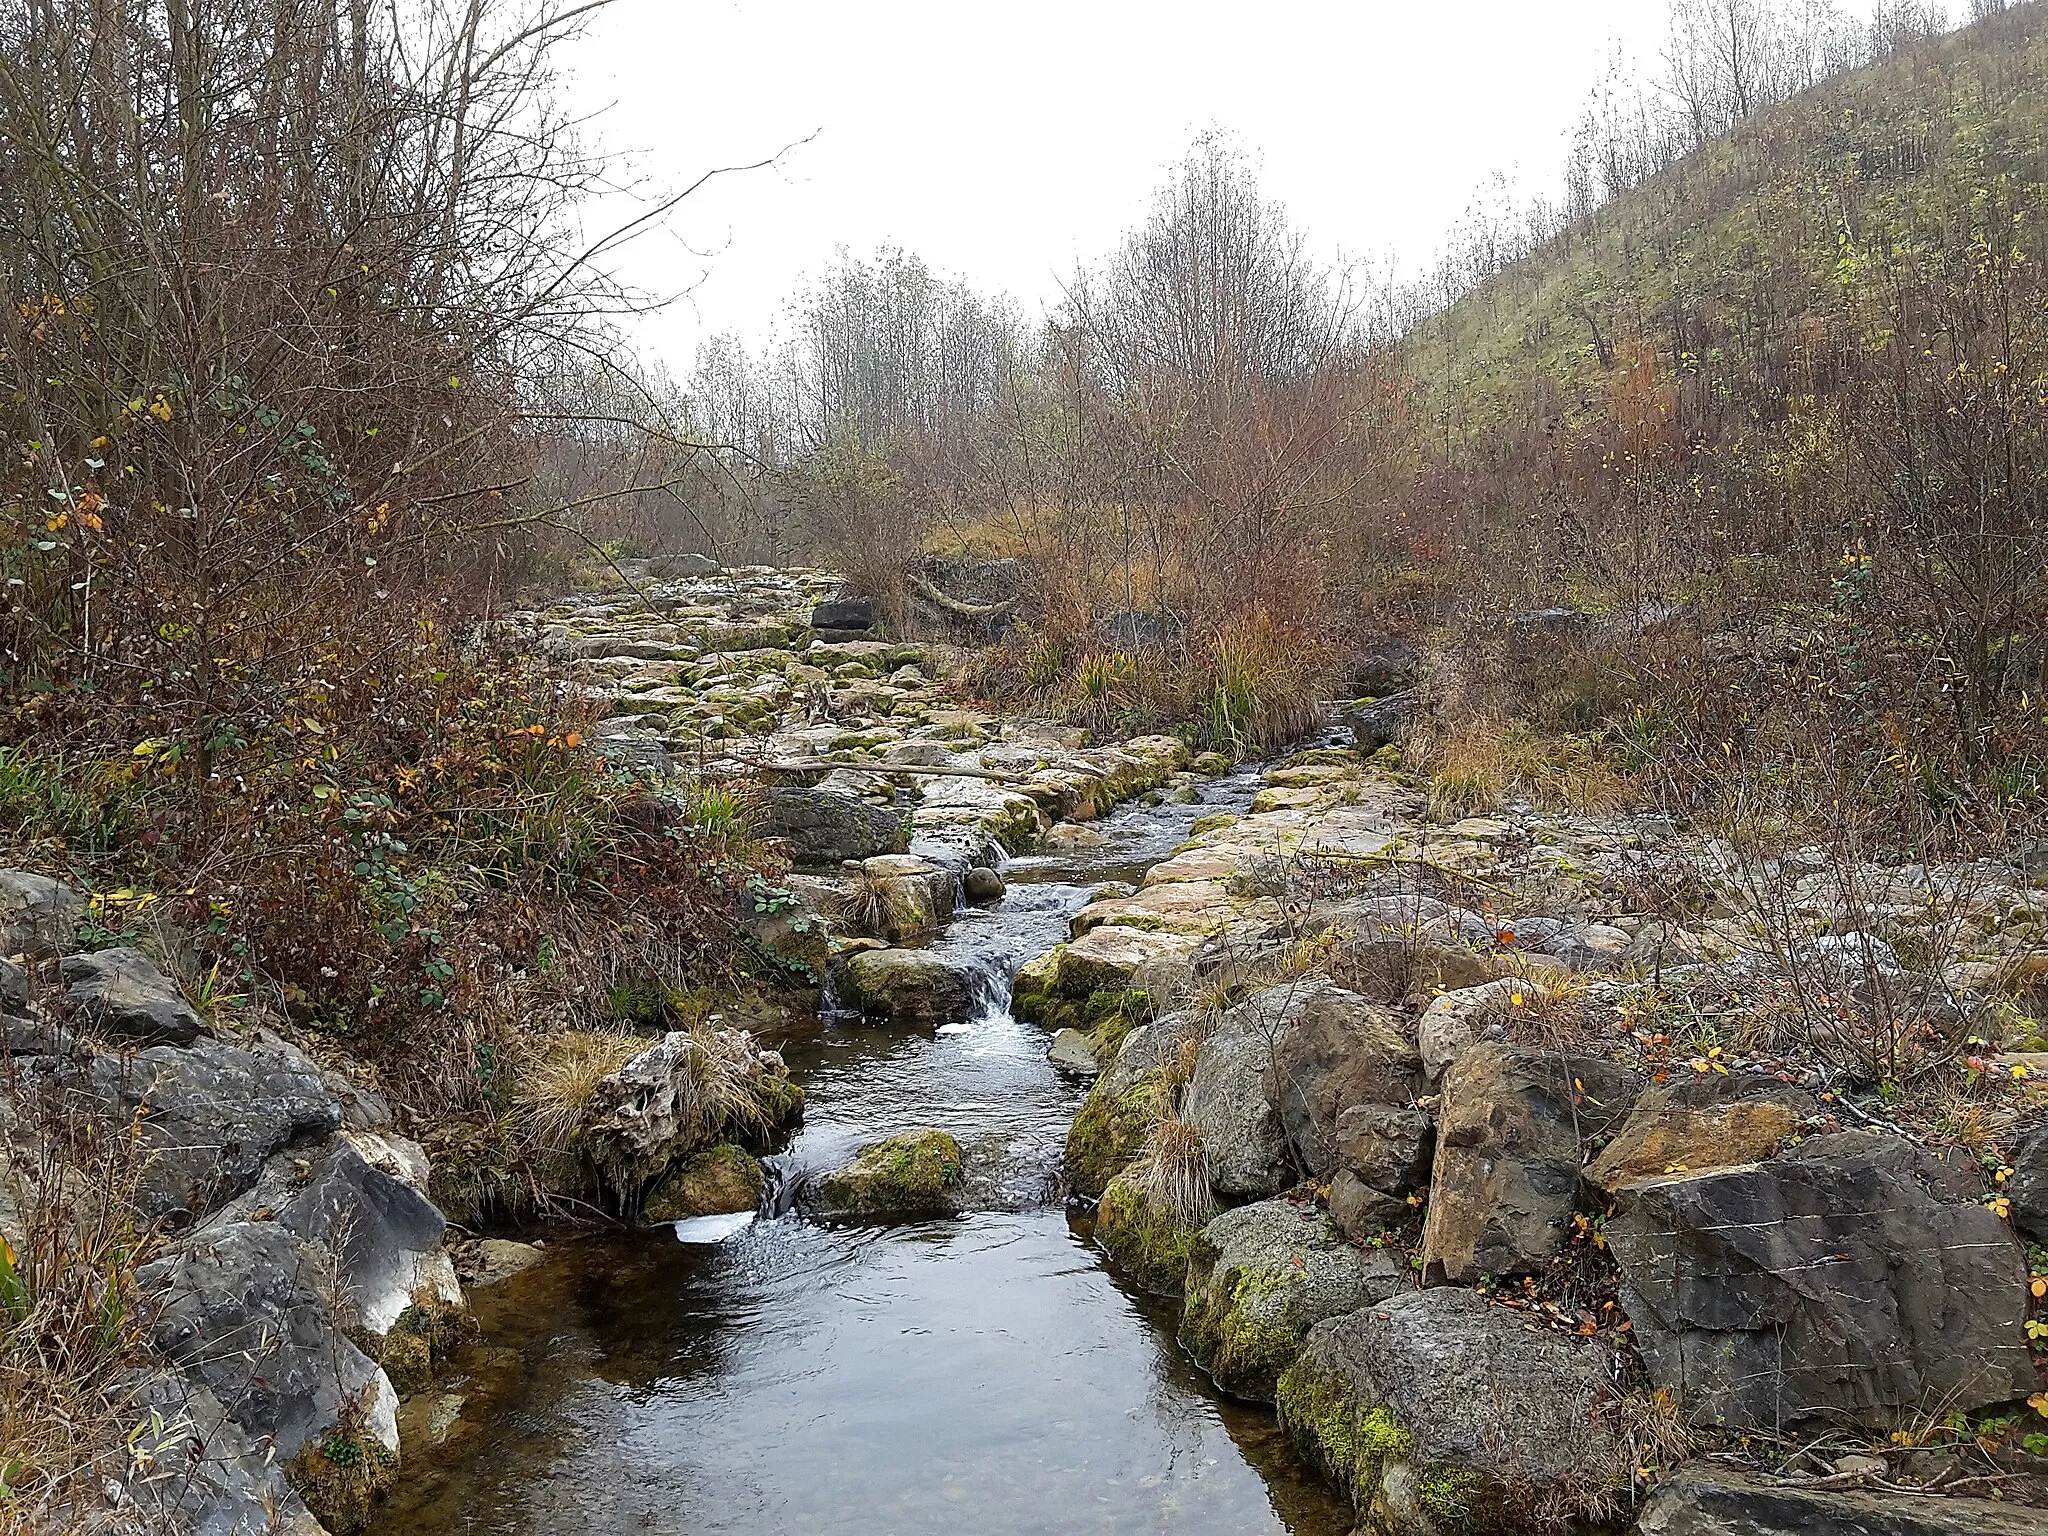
[369, 774, 1351, 1536]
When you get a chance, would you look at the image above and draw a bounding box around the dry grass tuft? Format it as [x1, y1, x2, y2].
[1133, 1111, 1217, 1228]
[515, 1029, 646, 1160]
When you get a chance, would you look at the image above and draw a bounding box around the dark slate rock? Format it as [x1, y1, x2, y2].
[812, 595, 877, 631]
[0, 957, 27, 1014]
[140, 1221, 394, 1464]
[117, 1369, 325, 1536]
[1608, 1129, 2033, 1429]
[2009, 1116, 2048, 1245]
[1342, 689, 1417, 753]
[1635, 1465, 2048, 1536]
[1262, 983, 1417, 1179]
[1341, 634, 1423, 696]
[277, 1139, 450, 1334]
[765, 785, 909, 864]
[60, 946, 204, 1045]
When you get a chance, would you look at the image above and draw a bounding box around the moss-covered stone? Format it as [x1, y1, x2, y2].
[287, 1424, 398, 1534]
[1063, 1070, 1162, 1197]
[1188, 811, 1239, 836]
[646, 1142, 764, 1221]
[1095, 1172, 1201, 1294]
[1181, 1262, 1305, 1401]
[816, 1128, 963, 1215]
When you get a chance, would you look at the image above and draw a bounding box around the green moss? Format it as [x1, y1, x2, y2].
[646, 1142, 764, 1220]
[1188, 811, 1239, 836]
[1181, 1261, 1307, 1400]
[1063, 1071, 1162, 1196]
[1100, 912, 1169, 932]
[1417, 1465, 1486, 1527]
[1281, 747, 1361, 769]
[817, 1128, 963, 1215]
[1095, 1174, 1200, 1294]
[288, 1426, 398, 1533]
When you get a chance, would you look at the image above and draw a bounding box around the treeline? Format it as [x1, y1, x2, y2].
[642, 0, 2047, 821]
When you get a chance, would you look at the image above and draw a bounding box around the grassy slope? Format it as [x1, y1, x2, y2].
[1409, 4, 2048, 442]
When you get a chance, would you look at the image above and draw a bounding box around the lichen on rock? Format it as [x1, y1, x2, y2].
[815, 1128, 964, 1216]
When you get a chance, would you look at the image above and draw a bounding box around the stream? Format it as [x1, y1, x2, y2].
[369, 772, 1352, 1536]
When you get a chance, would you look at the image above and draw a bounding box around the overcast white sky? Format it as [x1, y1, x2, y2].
[562, 0, 1916, 375]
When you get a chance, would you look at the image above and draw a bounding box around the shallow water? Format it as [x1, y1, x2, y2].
[371, 772, 1351, 1536]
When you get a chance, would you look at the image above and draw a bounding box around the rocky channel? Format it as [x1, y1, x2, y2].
[8, 561, 2048, 1535]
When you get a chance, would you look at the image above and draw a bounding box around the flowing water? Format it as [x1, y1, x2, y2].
[370, 774, 1351, 1536]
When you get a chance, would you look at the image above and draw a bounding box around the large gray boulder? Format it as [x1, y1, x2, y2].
[60, 946, 205, 1045]
[117, 1370, 326, 1536]
[1634, 1465, 2048, 1536]
[1329, 1104, 1435, 1241]
[1183, 984, 1311, 1198]
[1608, 1130, 2033, 1429]
[140, 1222, 397, 1464]
[765, 785, 908, 864]
[1421, 1044, 1640, 1283]
[840, 947, 978, 1028]
[1278, 1287, 1625, 1534]
[1181, 1198, 1405, 1402]
[1264, 982, 1417, 1179]
[274, 1138, 460, 1334]
[38, 1036, 344, 1223]
[0, 869, 81, 958]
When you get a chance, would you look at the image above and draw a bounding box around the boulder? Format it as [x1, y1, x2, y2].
[854, 853, 954, 940]
[1421, 1044, 1641, 1283]
[1046, 1028, 1100, 1076]
[273, 1138, 461, 1334]
[764, 786, 908, 864]
[0, 957, 28, 1014]
[1417, 977, 1546, 1085]
[1183, 987, 1304, 1198]
[60, 946, 205, 1045]
[1329, 1104, 1436, 1241]
[1278, 1287, 1624, 1534]
[1264, 982, 1418, 1179]
[1182, 1198, 1405, 1402]
[1096, 608, 1184, 652]
[646, 1143, 764, 1221]
[140, 1222, 398, 1464]
[581, 1028, 800, 1199]
[812, 595, 877, 631]
[815, 1129, 963, 1216]
[963, 865, 1005, 902]
[1584, 1073, 1812, 1194]
[0, 868, 81, 959]
[1634, 1465, 2047, 1536]
[841, 948, 977, 1028]
[118, 1370, 326, 1536]
[1607, 1130, 2034, 1429]
[454, 1238, 544, 1290]
[1343, 634, 1424, 697]
[45, 1037, 344, 1223]
[1064, 1022, 1177, 1197]
[646, 552, 719, 578]
[1344, 690, 1419, 754]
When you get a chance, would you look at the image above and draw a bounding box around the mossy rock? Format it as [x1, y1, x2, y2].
[288, 1426, 398, 1534]
[816, 1129, 963, 1216]
[1063, 1069, 1163, 1197]
[1095, 1173, 1201, 1294]
[646, 1142, 764, 1221]
[1188, 811, 1239, 837]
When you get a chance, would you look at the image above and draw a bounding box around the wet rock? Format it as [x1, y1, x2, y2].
[1183, 987, 1302, 1199]
[1046, 1028, 1100, 1076]
[272, 1138, 460, 1334]
[0, 868, 81, 959]
[963, 865, 1005, 902]
[1342, 635, 1423, 697]
[764, 785, 908, 864]
[917, 775, 1043, 852]
[141, 1222, 398, 1465]
[1183, 1199, 1405, 1402]
[646, 1143, 763, 1221]
[841, 948, 976, 1028]
[1095, 1171, 1205, 1294]
[454, 1238, 544, 1289]
[1281, 1287, 1623, 1533]
[1584, 1073, 1812, 1194]
[1051, 924, 1201, 997]
[1264, 982, 1418, 1179]
[855, 853, 954, 940]
[1344, 690, 1418, 754]
[1064, 1023, 1176, 1197]
[1608, 1130, 2033, 1429]
[816, 1128, 963, 1216]
[60, 946, 205, 1045]
[1040, 820, 1110, 851]
[1633, 1464, 2046, 1536]
[117, 1370, 325, 1536]
[1421, 1044, 1642, 1284]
